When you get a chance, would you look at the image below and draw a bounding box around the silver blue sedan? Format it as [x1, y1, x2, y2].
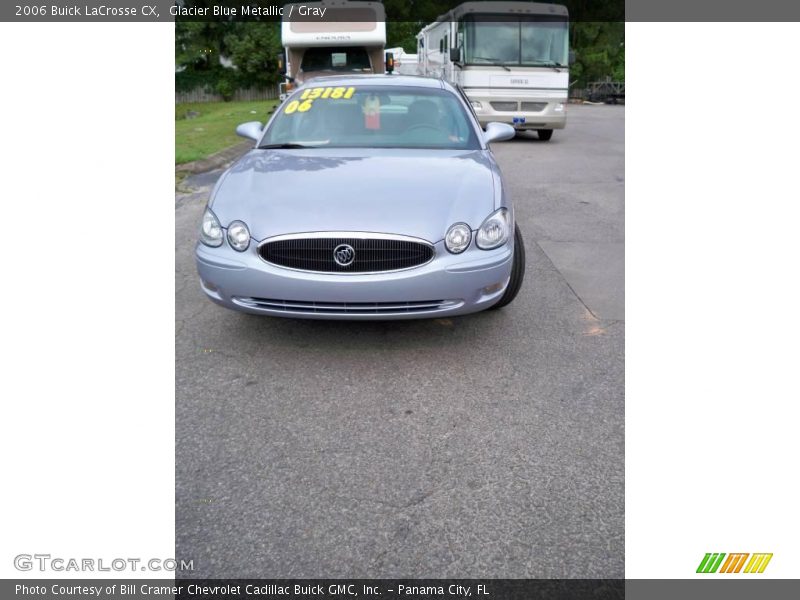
[196, 75, 525, 319]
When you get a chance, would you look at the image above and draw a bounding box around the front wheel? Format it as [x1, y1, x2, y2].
[537, 129, 553, 141]
[490, 224, 526, 310]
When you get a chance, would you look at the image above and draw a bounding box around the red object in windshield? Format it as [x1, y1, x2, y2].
[363, 95, 381, 130]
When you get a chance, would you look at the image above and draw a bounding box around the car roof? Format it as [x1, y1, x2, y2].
[297, 75, 448, 91]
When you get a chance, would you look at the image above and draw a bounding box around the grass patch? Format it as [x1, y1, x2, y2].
[175, 100, 279, 165]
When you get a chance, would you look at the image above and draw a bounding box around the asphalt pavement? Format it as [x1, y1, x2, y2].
[175, 104, 625, 578]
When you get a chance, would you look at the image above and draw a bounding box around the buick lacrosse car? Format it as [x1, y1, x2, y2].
[196, 75, 525, 319]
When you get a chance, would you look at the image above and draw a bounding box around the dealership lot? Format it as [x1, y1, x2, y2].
[175, 104, 624, 577]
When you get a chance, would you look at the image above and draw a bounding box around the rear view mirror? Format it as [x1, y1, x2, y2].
[236, 121, 263, 142]
[484, 122, 515, 144]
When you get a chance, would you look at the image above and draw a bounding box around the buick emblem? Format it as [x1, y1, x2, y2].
[333, 243, 355, 267]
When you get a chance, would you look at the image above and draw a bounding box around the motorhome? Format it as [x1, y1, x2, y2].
[280, 1, 386, 98]
[417, 2, 571, 140]
[384, 47, 419, 76]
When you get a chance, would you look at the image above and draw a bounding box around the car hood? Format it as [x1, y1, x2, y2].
[211, 148, 499, 243]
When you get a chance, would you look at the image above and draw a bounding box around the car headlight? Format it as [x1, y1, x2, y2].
[200, 207, 223, 247]
[476, 208, 512, 250]
[445, 222, 472, 254]
[226, 220, 251, 252]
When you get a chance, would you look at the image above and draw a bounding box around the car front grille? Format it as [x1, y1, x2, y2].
[521, 102, 547, 112]
[490, 101, 518, 112]
[258, 235, 435, 273]
[232, 297, 460, 315]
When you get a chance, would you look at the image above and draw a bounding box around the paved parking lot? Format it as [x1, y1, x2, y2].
[175, 104, 624, 578]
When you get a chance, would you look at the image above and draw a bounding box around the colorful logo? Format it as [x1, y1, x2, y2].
[696, 553, 773, 574]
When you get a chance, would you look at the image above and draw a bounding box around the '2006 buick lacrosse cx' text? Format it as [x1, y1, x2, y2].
[196, 75, 525, 319]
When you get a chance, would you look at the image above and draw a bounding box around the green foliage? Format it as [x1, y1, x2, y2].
[175, 21, 282, 92]
[382, 1, 426, 51]
[175, 65, 222, 93]
[223, 23, 283, 88]
[570, 22, 625, 87]
[214, 77, 235, 101]
[175, 21, 227, 70]
[175, 99, 279, 164]
[387, 21, 424, 54]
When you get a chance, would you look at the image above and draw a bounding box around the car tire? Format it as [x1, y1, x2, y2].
[490, 224, 526, 310]
[537, 129, 554, 141]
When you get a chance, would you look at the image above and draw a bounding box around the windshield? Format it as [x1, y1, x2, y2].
[261, 85, 481, 150]
[461, 16, 569, 66]
[301, 46, 371, 72]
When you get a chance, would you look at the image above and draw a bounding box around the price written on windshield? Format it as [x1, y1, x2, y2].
[284, 87, 357, 114]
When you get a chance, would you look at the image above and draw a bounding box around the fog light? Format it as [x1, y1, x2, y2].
[554, 103, 565, 112]
[470, 101, 483, 109]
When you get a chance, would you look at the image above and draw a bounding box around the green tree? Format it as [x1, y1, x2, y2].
[386, 21, 423, 53]
[223, 22, 283, 88]
[570, 22, 625, 87]
[176, 20, 283, 94]
[175, 20, 230, 71]
[175, 20, 234, 93]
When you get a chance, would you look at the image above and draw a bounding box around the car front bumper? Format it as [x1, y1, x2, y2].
[195, 240, 513, 320]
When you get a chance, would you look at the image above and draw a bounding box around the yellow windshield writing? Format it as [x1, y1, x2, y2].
[284, 86, 357, 114]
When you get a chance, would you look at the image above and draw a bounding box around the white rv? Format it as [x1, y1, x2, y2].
[384, 47, 419, 76]
[417, 2, 571, 140]
[280, 1, 386, 97]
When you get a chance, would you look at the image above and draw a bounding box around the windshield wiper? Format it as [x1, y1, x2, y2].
[471, 57, 511, 71]
[529, 61, 567, 71]
[258, 143, 316, 149]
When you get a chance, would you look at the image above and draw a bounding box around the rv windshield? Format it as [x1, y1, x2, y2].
[461, 17, 569, 67]
[261, 86, 480, 150]
[301, 46, 372, 73]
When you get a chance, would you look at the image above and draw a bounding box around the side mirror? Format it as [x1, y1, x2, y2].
[276, 52, 286, 75]
[450, 47, 462, 63]
[568, 49, 576, 65]
[483, 122, 515, 144]
[236, 121, 263, 142]
[385, 52, 394, 74]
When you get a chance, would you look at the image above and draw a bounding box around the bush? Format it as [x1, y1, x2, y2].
[215, 77, 235, 102]
[176, 66, 225, 93]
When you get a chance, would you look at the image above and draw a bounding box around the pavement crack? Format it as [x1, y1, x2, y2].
[530, 238, 602, 320]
